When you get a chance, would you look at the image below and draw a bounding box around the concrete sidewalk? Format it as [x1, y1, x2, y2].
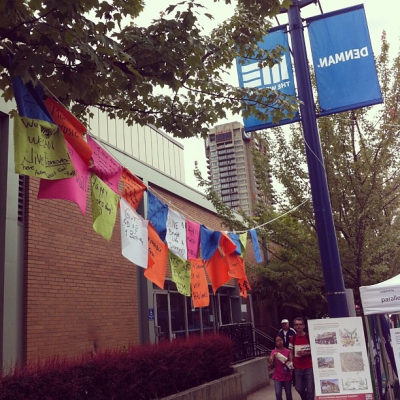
[247, 381, 302, 400]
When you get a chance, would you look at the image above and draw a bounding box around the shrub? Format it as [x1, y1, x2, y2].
[0, 334, 234, 399]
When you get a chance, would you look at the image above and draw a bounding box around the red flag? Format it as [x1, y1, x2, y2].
[205, 250, 230, 294]
[190, 259, 210, 308]
[45, 97, 92, 165]
[121, 168, 147, 210]
[220, 232, 237, 256]
[225, 253, 246, 280]
[145, 224, 168, 290]
[238, 276, 252, 298]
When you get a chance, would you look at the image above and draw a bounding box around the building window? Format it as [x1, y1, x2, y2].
[216, 132, 232, 143]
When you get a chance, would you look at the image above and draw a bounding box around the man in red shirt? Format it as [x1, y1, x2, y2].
[289, 317, 314, 400]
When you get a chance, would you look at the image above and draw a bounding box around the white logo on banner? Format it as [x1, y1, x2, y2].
[240, 55, 289, 89]
[317, 46, 369, 68]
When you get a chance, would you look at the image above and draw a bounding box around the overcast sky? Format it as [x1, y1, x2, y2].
[138, 1, 400, 190]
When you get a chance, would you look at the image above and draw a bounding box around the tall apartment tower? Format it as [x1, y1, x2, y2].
[205, 121, 268, 216]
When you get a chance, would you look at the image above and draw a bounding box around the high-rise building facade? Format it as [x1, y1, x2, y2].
[205, 121, 268, 216]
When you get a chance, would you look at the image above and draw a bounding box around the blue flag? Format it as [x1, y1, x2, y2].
[200, 226, 222, 261]
[147, 191, 168, 242]
[307, 5, 382, 115]
[228, 233, 242, 255]
[12, 75, 53, 122]
[249, 229, 263, 263]
[236, 27, 299, 132]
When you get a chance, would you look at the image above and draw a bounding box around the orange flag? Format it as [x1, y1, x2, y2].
[205, 249, 230, 294]
[238, 276, 252, 298]
[121, 168, 147, 210]
[220, 232, 237, 256]
[225, 253, 246, 280]
[190, 259, 210, 308]
[144, 224, 168, 290]
[44, 97, 92, 165]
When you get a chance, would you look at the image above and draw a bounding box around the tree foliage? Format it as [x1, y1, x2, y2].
[196, 34, 400, 317]
[0, 0, 295, 138]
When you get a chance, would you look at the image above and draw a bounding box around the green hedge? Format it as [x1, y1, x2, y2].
[0, 334, 234, 399]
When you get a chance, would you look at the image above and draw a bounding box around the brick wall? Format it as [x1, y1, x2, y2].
[24, 179, 256, 362]
[25, 178, 139, 362]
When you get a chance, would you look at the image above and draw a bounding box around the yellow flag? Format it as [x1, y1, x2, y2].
[14, 115, 76, 179]
[169, 251, 191, 296]
[239, 232, 248, 258]
[91, 174, 119, 241]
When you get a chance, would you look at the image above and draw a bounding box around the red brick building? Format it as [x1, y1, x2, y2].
[0, 100, 258, 369]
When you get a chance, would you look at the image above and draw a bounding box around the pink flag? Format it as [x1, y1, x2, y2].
[186, 220, 200, 260]
[87, 135, 123, 194]
[37, 141, 90, 214]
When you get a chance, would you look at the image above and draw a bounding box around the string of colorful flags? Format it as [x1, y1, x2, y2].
[11, 75, 264, 306]
[10, 72, 329, 307]
[10, 73, 317, 306]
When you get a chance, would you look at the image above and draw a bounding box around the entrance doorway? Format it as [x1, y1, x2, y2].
[153, 286, 242, 343]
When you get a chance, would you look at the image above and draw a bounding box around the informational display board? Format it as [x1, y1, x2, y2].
[390, 328, 400, 379]
[308, 317, 374, 400]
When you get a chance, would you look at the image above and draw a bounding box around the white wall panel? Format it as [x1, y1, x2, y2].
[115, 117, 125, 151]
[138, 124, 147, 163]
[145, 125, 152, 164]
[83, 108, 184, 181]
[150, 128, 159, 170]
[88, 107, 100, 137]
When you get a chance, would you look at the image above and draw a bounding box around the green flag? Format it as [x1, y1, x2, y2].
[91, 174, 119, 241]
[14, 115, 76, 179]
[169, 251, 191, 296]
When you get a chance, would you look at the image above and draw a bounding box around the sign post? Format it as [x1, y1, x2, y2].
[236, 1, 382, 318]
[287, 0, 349, 317]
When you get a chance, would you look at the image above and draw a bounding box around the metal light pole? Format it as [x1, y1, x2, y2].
[286, 0, 349, 317]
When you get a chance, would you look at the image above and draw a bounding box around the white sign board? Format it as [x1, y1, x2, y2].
[390, 328, 400, 380]
[308, 317, 374, 400]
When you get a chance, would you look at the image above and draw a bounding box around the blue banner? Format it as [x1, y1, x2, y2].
[307, 5, 382, 116]
[249, 229, 263, 263]
[236, 28, 299, 132]
[12, 76, 53, 123]
[147, 191, 168, 242]
[200, 226, 222, 261]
